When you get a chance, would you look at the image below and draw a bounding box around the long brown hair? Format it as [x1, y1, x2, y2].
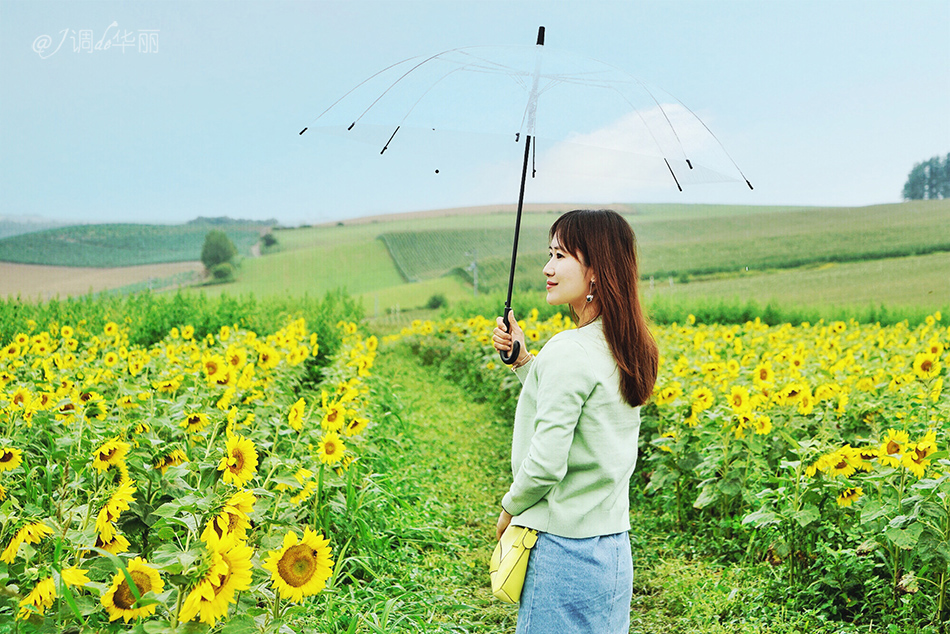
[550, 209, 658, 406]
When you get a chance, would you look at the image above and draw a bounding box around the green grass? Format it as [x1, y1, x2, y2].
[294, 340, 927, 633]
[0, 221, 268, 267]
[643, 250, 950, 309]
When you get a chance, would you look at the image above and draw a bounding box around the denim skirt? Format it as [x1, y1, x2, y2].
[515, 531, 633, 634]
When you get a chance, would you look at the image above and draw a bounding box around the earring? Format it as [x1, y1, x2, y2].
[586, 281, 594, 303]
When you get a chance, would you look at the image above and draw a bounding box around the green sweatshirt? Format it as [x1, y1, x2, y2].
[501, 318, 642, 538]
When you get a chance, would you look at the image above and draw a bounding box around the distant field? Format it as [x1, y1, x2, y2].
[0, 221, 267, 267]
[380, 200, 950, 290]
[3, 202, 948, 317]
[0, 261, 202, 300]
[643, 251, 950, 308]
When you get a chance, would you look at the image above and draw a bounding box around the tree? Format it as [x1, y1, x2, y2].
[903, 154, 950, 200]
[201, 230, 238, 272]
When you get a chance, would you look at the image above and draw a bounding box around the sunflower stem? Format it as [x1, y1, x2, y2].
[172, 582, 186, 631]
[313, 464, 326, 535]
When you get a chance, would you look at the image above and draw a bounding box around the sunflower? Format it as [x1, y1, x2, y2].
[10, 386, 32, 409]
[257, 345, 280, 370]
[218, 435, 258, 487]
[0, 446, 23, 472]
[153, 449, 189, 475]
[690, 387, 714, 413]
[61, 566, 91, 587]
[96, 480, 137, 542]
[101, 557, 165, 622]
[321, 401, 347, 432]
[201, 489, 256, 543]
[836, 487, 863, 508]
[656, 380, 685, 405]
[828, 446, 858, 478]
[728, 385, 751, 413]
[16, 576, 56, 621]
[95, 532, 131, 555]
[902, 442, 935, 479]
[262, 528, 334, 602]
[343, 415, 369, 437]
[317, 431, 346, 465]
[752, 362, 774, 386]
[753, 415, 772, 436]
[880, 429, 910, 468]
[797, 389, 815, 416]
[181, 538, 254, 626]
[1, 520, 54, 563]
[182, 412, 211, 434]
[913, 353, 942, 380]
[103, 351, 120, 367]
[92, 438, 131, 473]
[854, 447, 880, 472]
[288, 397, 306, 431]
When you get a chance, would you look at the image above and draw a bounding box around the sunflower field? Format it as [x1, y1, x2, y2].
[392, 309, 950, 627]
[0, 312, 379, 631]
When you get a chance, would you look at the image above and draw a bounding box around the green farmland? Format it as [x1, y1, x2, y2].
[2, 201, 948, 320]
[0, 220, 269, 267]
[208, 200, 949, 319]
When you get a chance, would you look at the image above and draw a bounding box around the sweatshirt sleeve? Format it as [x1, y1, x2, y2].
[502, 337, 595, 516]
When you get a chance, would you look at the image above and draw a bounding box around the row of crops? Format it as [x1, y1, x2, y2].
[377, 200, 950, 289]
[390, 309, 950, 627]
[0, 309, 377, 631]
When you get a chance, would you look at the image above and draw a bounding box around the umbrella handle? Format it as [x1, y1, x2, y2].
[499, 306, 521, 366]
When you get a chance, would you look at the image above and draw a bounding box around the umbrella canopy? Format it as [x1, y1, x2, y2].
[300, 26, 751, 362]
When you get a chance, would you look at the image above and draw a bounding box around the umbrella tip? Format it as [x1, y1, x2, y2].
[686, 159, 693, 170]
[746, 179, 754, 190]
[537, 26, 545, 46]
[299, 127, 308, 135]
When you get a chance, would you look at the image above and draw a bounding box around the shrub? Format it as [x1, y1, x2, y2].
[210, 261, 236, 282]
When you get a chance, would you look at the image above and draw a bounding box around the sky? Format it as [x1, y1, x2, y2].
[1, 0, 948, 226]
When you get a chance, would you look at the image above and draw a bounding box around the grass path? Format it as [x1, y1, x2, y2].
[336, 342, 520, 632]
[353, 342, 877, 634]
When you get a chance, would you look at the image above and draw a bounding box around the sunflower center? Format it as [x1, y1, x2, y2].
[886, 440, 901, 455]
[277, 544, 316, 587]
[229, 451, 245, 473]
[0, 451, 12, 464]
[114, 571, 151, 610]
[921, 360, 933, 372]
[324, 441, 338, 455]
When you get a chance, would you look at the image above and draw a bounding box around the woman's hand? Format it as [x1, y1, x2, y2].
[493, 312, 528, 365]
[496, 508, 513, 541]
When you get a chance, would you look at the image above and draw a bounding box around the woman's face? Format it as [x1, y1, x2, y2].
[543, 234, 595, 314]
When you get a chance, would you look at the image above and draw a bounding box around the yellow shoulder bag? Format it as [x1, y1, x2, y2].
[489, 525, 538, 603]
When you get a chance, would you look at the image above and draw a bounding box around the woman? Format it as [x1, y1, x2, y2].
[492, 209, 658, 633]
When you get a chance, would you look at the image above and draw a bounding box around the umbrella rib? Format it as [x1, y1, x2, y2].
[300, 54, 426, 133]
[349, 46, 535, 130]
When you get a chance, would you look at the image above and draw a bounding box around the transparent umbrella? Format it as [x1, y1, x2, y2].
[300, 26, 752, 363]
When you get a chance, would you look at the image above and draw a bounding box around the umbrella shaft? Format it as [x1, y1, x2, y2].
[505, 134, 532, 310]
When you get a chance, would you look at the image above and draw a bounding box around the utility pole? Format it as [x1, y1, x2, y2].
[467, 249, 479, 296]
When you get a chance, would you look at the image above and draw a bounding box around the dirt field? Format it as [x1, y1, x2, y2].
[0, 261, 203, 300]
